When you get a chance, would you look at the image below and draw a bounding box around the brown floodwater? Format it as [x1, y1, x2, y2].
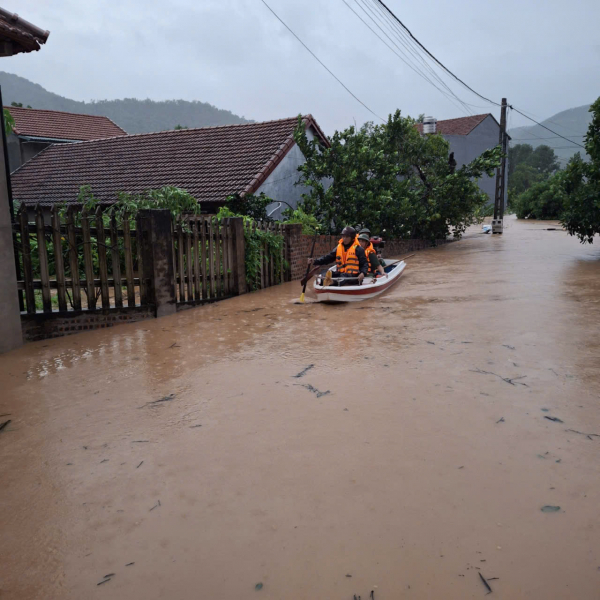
[1, 216, 600, 600]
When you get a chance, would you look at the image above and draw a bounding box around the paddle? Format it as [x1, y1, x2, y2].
[298, 230, 319, 304]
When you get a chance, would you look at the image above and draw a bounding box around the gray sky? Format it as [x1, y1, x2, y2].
[9, 0, 600, 134]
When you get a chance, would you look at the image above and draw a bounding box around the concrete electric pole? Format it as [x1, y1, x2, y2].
[492, 98, 508, 234]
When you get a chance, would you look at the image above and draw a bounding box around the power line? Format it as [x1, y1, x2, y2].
[372, 0, 587, 148]
[511, 135, 585, 141]
[340, 0, 471, 116]
[258, 0, 385, 122]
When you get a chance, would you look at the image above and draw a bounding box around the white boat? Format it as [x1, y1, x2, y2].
[313, 261, 406, 303]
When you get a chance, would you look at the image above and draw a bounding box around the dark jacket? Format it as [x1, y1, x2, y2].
[314, 243, 368, 276]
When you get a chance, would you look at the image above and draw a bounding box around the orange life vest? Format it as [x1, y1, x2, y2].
[336, 237, 360, 274]
[363, 242, 377, 273]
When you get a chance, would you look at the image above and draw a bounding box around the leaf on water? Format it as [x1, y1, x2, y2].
[541, 505, 561, 512]
[255, 583, 263, 591]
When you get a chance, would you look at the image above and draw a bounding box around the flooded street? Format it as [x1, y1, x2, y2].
[2, 216, 600, 599]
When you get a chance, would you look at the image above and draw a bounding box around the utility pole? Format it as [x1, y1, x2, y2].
[492, 98, 508, 234]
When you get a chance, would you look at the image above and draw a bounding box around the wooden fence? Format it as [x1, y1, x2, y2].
[172, 215, 236, 305]
[12, 207, 289, 330]
[13, 205, 149, 315]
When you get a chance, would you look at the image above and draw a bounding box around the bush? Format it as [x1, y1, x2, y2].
[282, 207, 319, 234]
[513, 172, 567, 220]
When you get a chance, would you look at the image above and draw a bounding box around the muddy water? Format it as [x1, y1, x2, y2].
[2, 216, 600, 599]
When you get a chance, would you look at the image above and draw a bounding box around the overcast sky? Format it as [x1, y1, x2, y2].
[9, 0, 600, 134]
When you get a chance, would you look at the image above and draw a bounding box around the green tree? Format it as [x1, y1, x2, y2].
[513, 172, 567, 219]
[3, 108, 14, 135]
[561, 98, 600, 243]
[294, 111, 502, 242]
[174, 124, 188, 130]
[224, 192, 274, 222]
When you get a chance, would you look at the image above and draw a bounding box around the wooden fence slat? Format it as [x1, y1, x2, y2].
[51, 206, 68, 311]
[208, 217, 215, 298]
[200, 216, 207, 300]
[278, 223, 284, 284]
[110, 214, 123, 308]
[177, 220, 185, 301]
[96, 207, 110, 308]
[35, 205, 52, 312]
[122, 215, 136, 306]
[260, 222, 265, 290]
[193, 220, 200, 301]
[222, 218, 230, 296]
[269, 223, 275, 287]
[19, 208, 35, 313]
[186, 227, 193, 301]
[216, 218, 223, 298]
[81, 210, 96, 310]
[66, 207, 82, 310]
[136, 217, 148, 305]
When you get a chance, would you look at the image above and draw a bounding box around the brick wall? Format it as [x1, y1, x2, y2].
[21, 306, 155, 343]
[285, 226, 453, 281]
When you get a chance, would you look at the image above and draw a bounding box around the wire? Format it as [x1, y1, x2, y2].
[374, 0, 500, 107]
[259, 0, 385, 122]
[511, 135, 585, 141]
[372, 0, 587, 148]
[340, 0, 471, 116]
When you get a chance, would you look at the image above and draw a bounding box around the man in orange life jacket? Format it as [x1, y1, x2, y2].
[357, 233, 386, 277]
[308, 226, 368, 284]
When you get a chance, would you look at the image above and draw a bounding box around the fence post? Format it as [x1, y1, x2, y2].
[137, 209, 176, 317]
[230, 217, 246, 295]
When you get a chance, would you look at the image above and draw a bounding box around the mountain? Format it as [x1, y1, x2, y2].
[0, 71, 252, 133]
[509, 104, 592, 166]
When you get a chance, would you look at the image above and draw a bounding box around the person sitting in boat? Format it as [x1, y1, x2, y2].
[357, 233, 386, 277]
[308, 226, 368, 284]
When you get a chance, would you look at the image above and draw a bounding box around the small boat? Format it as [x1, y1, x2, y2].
[313, 261, 406, 303]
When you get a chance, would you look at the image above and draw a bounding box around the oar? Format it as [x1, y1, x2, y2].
[298, 230, 319, 304]
[385, 253, 415, 267]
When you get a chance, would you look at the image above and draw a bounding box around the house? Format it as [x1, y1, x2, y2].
[417, 113, 509, 205]
[6, 106, 127, 172]
[10, 115, 329, 218]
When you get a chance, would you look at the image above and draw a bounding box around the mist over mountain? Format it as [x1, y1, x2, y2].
[0, 71, 252, 133]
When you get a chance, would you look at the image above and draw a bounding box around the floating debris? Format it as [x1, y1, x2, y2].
[149, 499, 161, 512]
[496, 417, 505, 423]
[0, 420, 11, 432]
[125, 562, 135, 567]
[139, 394, 176, 409]
[478, 572, 492, 594]
[255, 582, 263, 590]
[301, 384, 330, 398]
[544, 416, 564, 423]
[293, 364, 314, 378]
[541, 505, 561, 513]
[136, 461, 144, 469]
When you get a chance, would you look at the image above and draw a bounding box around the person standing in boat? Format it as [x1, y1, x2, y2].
[308, 226, 368, 284]
[357, 233, 386, 277]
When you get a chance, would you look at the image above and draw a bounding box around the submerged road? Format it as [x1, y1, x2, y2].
[1, 216, 600, 599]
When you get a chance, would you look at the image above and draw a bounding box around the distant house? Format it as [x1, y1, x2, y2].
[6, 106, 127, 172]
[11, 115, 329, 218]
[417, 113, 509, 205]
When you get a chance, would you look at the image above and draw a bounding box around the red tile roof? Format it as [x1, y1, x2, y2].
[0, 9, 49, 55]
[7, 106, 127, 141]
[416, 114, 491, 135]
[11, 115, 329, 206]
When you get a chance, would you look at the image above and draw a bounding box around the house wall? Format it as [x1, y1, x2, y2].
[442, 115, 508, 206]
[7, 133, 52, 172]
[257, 126, 320, 220]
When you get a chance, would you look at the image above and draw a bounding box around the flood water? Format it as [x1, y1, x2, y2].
[1, 216, 600, 599]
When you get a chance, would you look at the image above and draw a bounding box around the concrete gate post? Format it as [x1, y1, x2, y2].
[0, 137, 22, 354]
[136, 209, 176, 318]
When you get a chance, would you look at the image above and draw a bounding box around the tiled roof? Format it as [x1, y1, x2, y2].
[7, 106, 127, 141]
[0, 9, 49, 55]
[11, 115, 329, 206]
[416, 114, 491, 135]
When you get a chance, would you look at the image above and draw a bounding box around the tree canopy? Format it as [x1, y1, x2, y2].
[293, 111, 502, 242]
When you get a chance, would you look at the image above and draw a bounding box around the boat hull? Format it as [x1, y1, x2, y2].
[314, 262, 406, 303]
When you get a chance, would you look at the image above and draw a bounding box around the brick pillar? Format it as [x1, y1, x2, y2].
[137, 209, 176, 318]
[0, 116, 22, 353]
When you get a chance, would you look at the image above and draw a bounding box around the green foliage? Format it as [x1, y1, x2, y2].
[224, 192, 274, 222]
[508, 143, 560, 202]
[10, 101, 22, 107]
[3, 108, 14, 135]
[282, 207, 319, 234]
[216, 206, 286, 291]
[561, 98, 600, 243]
[513, 171, 567, 219]
[294, 111, 502, 242]
[174, 124, 188, 130]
